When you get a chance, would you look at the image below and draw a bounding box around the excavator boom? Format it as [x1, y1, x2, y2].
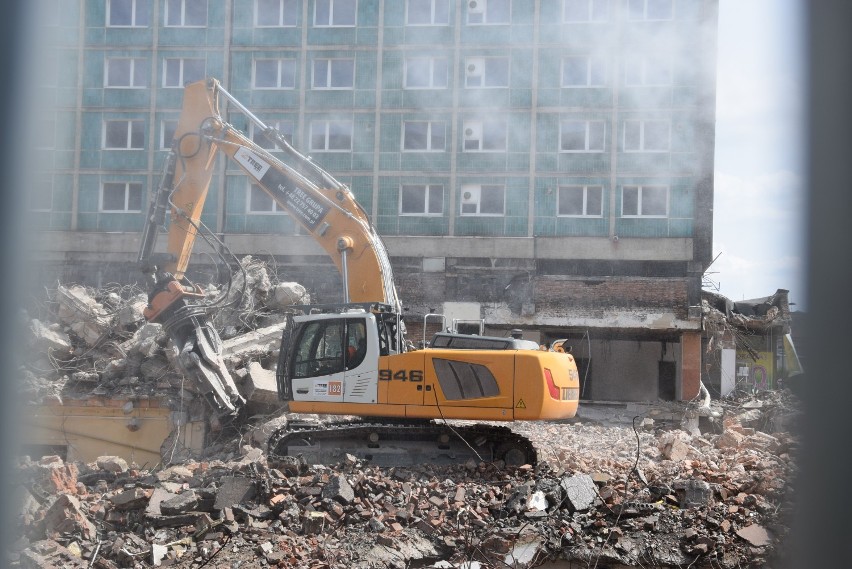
[138, 78, 403, 416]
[138, 79, 579, 465]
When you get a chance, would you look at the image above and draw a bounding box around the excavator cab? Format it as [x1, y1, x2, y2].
[277, 303, 404, 406]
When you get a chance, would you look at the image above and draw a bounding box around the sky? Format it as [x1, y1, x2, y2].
[711, 0, 806, 308]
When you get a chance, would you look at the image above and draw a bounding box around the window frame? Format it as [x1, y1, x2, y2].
[557, 185, 603, 217]
[311, 58, 355, 90]
[313, 0, 357, 27]
[405, 0, 450, 26]
[623, 119, 671, 152]
[559, 119, 606, 153]
[253, 58, 297, 89]
[462, 119, 508, 152]
[164, 0, 208, 27]
[107, 0, 150, 27]
[400, 184, 444, 216]
[103, 119, 145, 150]
[562, 0, 609, 23]
[248, 183, 287, 214]
[403, 56, 449, 89]
[402, 120, 447, 152]
[466, 0, 511, 25]
[464, 57, 510, 88]
[459, 183, 505, 216]
[255, 0, 298, 27]
[621, 184, 669, 218]
[561, 55, 607, 87]
[309, 119, 354, 152]
[105, 57, 150, 89]
[627, 0, 673, 21]
[100, 181, 144, 212]
[162, 57, 205, 88]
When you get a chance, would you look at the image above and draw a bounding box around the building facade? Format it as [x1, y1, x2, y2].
[31, 0, 718, 403]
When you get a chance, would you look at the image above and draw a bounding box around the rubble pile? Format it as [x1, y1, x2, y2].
[14, 266, 798, 568]
[8, 392, 797, 569]
[21, 256, 310, 412]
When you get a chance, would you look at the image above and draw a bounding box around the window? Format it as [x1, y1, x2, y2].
[163, 58, 205, 87]
[558, 185, 602, 217]
[31, 175, 53, 212]
[314, 0, 356, 26]
[465, 57, 509, 88]
[622, 185, 668, 217]
[104, 119, 145, 149]
[463, 119, 507, 151]
[562, 56, 606, 87]
[161, 120, 178, 149]
[254, 59, 297, 89]
[628, 0, 673, 21]
[256, 0, 298, 26]
[403, 121, 446, 151]
[560, 120, 606, 152]
[165, 0, 207, 27]
[293, 319, 354, 380]
[404, 57, 448, 89]
[563, 0, 608, 22]
[310, 120, 353, 151]
[467, 0, 510, 24]
[248, 184, 286, 213]
[105, 58, 150, 88]
[400, 184, 443, 215]
[102, 182, 144, 212]
[107, 0, 150, 27]
[624, 56, 672, 86]
[312, 58, 354, 89]
[623, 120, 670, 152]
[250, 120, 294, 149]
[406, 0, 449, 25]
[460, 184, 504, 215]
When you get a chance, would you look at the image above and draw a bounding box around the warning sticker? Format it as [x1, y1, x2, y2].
[516, 399, 526, 409]
[313, 381, 328, 397]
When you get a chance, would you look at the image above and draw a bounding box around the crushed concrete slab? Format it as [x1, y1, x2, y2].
[560, 473, 597, 512]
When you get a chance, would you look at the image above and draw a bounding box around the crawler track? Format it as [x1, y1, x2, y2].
[268, 419, 537, 467]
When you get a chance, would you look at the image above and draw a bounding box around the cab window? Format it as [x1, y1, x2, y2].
[293, 320, 344, 378]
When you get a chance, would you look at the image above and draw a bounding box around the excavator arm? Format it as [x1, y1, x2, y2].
[138, 78, 401, 416]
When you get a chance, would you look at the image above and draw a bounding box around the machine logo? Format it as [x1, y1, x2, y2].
[234, 147, 270, 180]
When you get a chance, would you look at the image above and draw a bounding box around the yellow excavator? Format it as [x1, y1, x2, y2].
[138, 78, 580, 465]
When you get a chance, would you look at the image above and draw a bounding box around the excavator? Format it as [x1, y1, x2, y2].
[138, 78, 580, 466]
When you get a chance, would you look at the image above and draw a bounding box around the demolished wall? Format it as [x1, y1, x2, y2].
[21, 257, 310, 463]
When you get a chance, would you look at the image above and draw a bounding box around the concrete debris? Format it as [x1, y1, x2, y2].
[18, 259, 307, 434]
[8, 388, 797, 568]
[14, 264, 799, 568]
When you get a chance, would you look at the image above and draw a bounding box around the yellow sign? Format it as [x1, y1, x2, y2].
[516, 399, 526, 409]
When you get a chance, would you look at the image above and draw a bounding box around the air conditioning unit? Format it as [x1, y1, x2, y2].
[461, 185, 480, 204]
[468, 0, 484, 15]
[466, 58, 484, 76]
[463, 122, 482, 140]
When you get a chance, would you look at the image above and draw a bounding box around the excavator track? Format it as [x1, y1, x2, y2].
[268, 419, 537, 468]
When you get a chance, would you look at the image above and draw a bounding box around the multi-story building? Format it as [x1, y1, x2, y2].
[31, 0, 718, 403]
